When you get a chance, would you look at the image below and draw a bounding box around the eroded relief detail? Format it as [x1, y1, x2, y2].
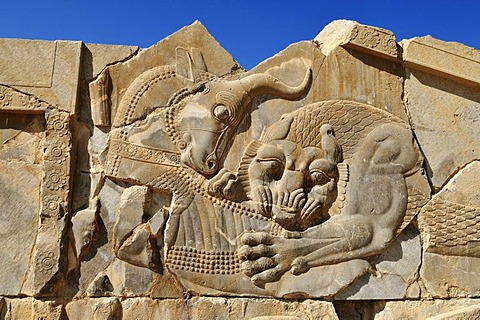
[418, 161, 480, 258]
[85, 46, 430, 298]
[420, 198, 480, 256]
[0, 85, 52, 112]
[347, 24, 399, 59]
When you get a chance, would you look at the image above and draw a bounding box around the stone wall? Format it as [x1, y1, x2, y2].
[0, 20, 478, 319]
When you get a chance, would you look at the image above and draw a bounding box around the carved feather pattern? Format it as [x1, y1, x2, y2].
[419, 197, 480, 257]
[285, 100, 405, 161]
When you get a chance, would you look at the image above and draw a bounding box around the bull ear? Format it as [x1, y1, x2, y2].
[175, 47, 193, 82]
[175, 47, 207, 84]
[190, 48, 207, 76]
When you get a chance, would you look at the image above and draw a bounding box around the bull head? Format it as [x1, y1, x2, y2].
[173, 50, 312, 176]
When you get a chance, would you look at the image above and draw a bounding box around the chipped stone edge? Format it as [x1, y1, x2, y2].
[401, 37, 480, 87]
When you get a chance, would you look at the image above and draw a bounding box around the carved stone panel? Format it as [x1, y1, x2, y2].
[81, 21, 430, 299]
[0, 19, 480, 319]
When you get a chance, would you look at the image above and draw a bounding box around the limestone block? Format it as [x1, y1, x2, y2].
[0, 113, 45, 163]
[313, 20, 406, 121]
[65, 297, 122, 320]
[0, 84, 51, 113]
[84, 43, 139, 81]
[72, 198, 99, 259]
[65, 297, 339, 320]
[420, 253, 480, 298]
[113, 185, 149, 251]
[187, 297, 338, 320]
[402, 36, 480, 190]
[121, 298, 187, 320]
[334, 224, 422, 300]
[0, 39, 82, 112]
[84, 44, 138, 127]
[315, 20, 399, 60]
[426, 304, 480, 320]
[419, 161, 480, 257]
[3, 298, 62, 320]
[402, 36, 480, 86]
[418, 161, 480, 298]
[0, 39, 56, 87]
[0, 161, 42, 295]
[371, 299, 480, 320]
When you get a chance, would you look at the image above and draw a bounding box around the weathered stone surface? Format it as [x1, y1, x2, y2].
[0, 39, 82, 112]
[3, 298, 62, 320]
[419, 161, 480, 257]
[65, 297, 122, 320]
[0, 113, 45, 163]
[66, 297, 338, 320]
[426, 304, 480, 320]
[315, 20, 399, 60]
[334, 224, 422, 300]
[84, 43, 139, 80]
[121, 298, 187, 320]
[420, 253, 480, 298]
[0, 19, 480, 319]
[402, 36, 480, 190]
[373, 299, 480, 320]
[402, 36, 480, 86]
[0, 39, 56, 87]
[314, 20, 407, 121]
[72, 198, 99, 259]
[0, 161, 42, 295]
[105, 21, 241, 128]
[418, 161, 480, 298]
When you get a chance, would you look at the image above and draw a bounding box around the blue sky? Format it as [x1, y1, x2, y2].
[1, 1, 479, 70]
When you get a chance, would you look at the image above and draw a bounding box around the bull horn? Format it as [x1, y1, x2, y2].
[239, 68, 312, 101]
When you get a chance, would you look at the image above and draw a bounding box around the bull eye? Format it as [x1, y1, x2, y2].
[213, 104, 229, 121]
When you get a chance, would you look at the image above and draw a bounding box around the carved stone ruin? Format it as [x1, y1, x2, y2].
[0, 20, 479, 319]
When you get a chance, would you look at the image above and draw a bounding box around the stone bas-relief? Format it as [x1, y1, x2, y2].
[97, 42, 426, 297]
[0, 20, 479, 319]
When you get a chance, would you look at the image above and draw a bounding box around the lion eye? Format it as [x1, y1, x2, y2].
[309, 169, 330, 185]
[213, 104, 229, 121]
[258, 158, 284, 180]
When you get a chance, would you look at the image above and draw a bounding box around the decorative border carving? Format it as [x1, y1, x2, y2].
[345, 25, 399, 60]
[0, 85, 51, 111]
[0, 86, 72, 294]
[108, 139, 181, 166]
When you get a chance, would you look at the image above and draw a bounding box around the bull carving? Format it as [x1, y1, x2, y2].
[99, 48, 312, 272]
